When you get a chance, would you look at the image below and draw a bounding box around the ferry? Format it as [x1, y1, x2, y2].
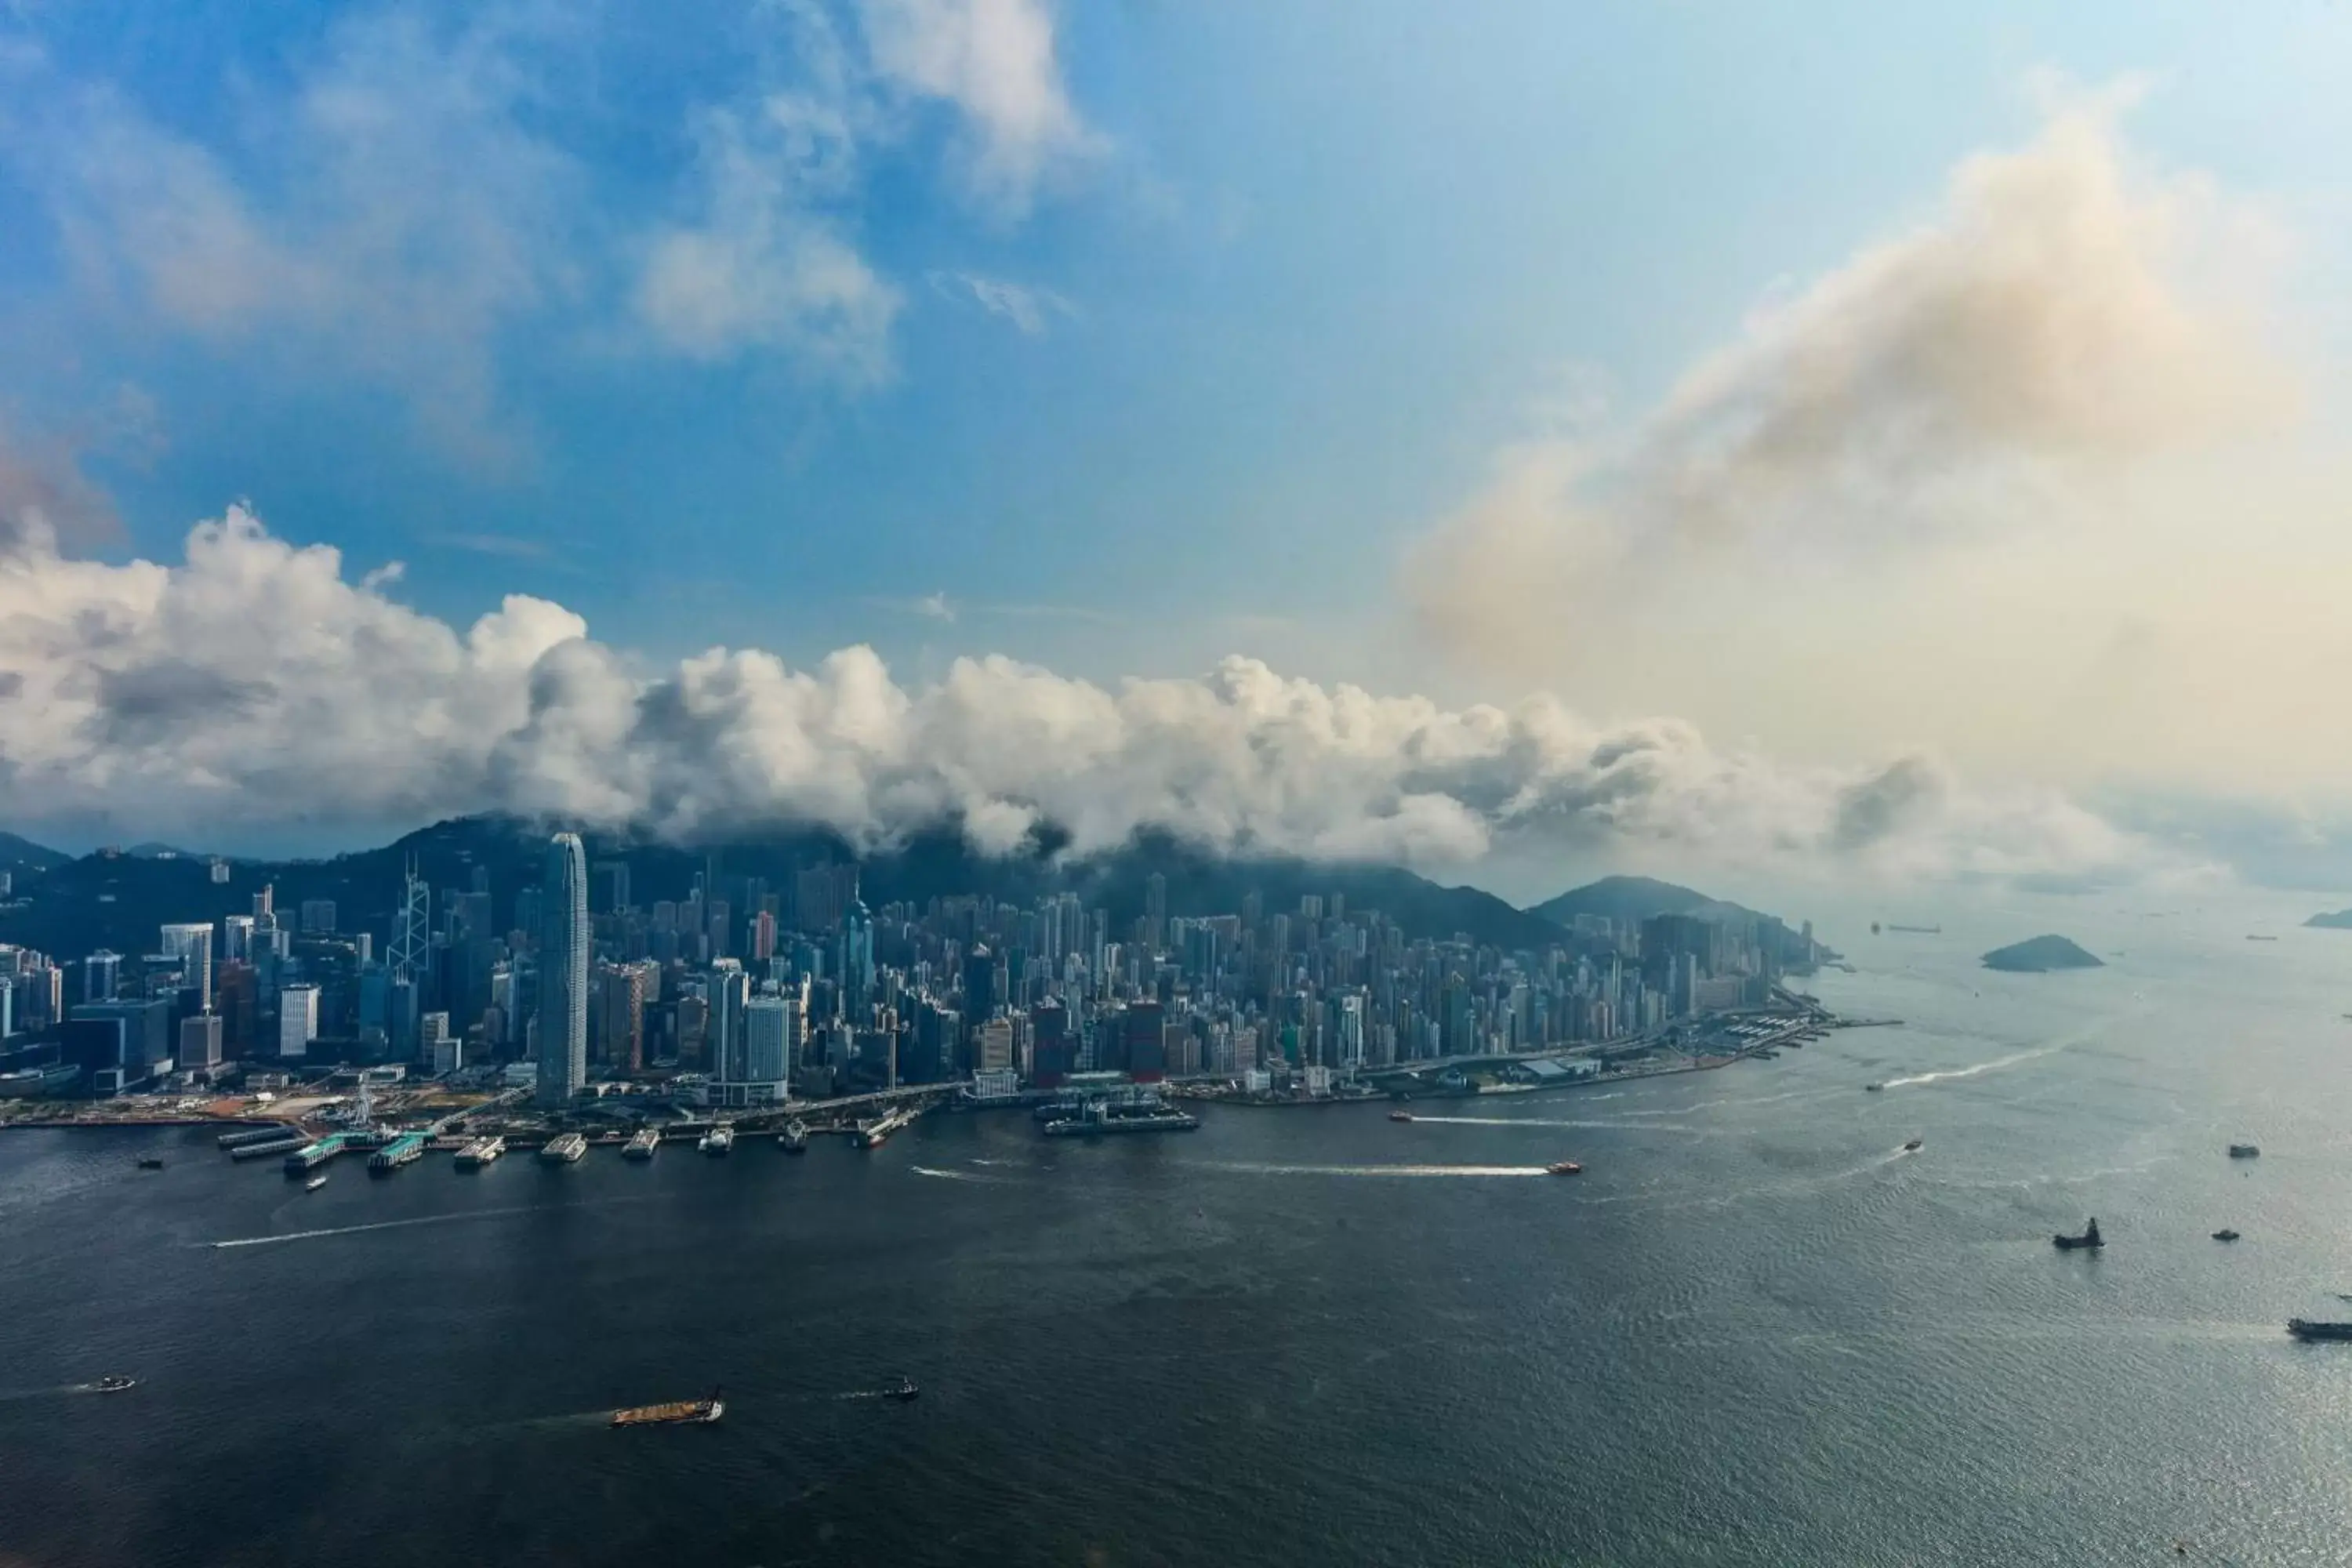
[1546, 1160, 1583, 1176]
[780, 1120, 809, 1154]
[859, 1107, 918, 1149]
[699, 1124, 735, 1156]
[610, 1386, 724, 1427]
[539, 1131, 588, 1164]
[455, 1135, 506, 1169]
[303, 1174, 328, 1192]
[2288, 1319, 2352, 1341]
[622, 1127, 660, 1161]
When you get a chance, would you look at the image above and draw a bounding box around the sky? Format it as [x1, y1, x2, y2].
[4, 0, 2352, 900]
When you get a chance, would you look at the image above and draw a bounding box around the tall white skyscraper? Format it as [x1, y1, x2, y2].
[535, 833, 590, 1109]
[279, 984, 319, 1059]
[159, 922, 214, 1010]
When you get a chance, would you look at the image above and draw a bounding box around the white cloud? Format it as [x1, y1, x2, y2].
[927, 268, 1075, 334]
[634, 94, 902, 377]
[0, 506, 2195, 892]
[1409, 94, 2331, 801]
[857, 0, 1095, 212]
[36, 13, 584, 468]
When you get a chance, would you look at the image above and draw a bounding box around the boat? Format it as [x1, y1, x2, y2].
[1864, 1083, 1884, 1093]
[623, 1127, 660, 1161]
[2053, 1218, 2105, 1250]
[304, 1174, 328, 1192]
[884, 1375, 919, 1403]
[1388, 1111, 1414, 1123]
[699, 1124, 734, 1156]
[2211, 1229, 2241, 1242]
[2228, 1143, 2260, 1159]
[539, 1131, 587, 1164]
[136, 1156, 165, 1170]
[455, 1135, 506, 1169]
[858, 1107, 918, 1149]
[2288, 1319, 2352, 1341]
[1040, 1105, 1199, 1138]
[2246, 934, 2278, 942]
[91, 1375, 136, 1393]
[1546, 1160, 1583, 1176]
[779, 1121, 808, 1154]
[610, 1386, 725, 1427]
[1902, 1138, 1923, 1152]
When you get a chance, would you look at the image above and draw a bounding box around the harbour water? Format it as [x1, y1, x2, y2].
[5, 895, 2352, 1566]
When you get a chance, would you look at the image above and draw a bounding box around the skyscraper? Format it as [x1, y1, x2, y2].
[535, 833, 590, 1109]
[158, 923, 213, 1010]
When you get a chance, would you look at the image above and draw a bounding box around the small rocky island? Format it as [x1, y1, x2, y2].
[1981, 935, 2104, 973]
[2306, 909, 2352, 930]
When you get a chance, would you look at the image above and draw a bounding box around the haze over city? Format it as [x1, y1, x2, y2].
[3, 3, 2350, 891]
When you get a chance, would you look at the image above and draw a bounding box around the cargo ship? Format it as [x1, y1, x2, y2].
[1040, 1105, 1199, 1138]
[699, 1124, 734, 1156]
[456, 1135, 506, 1169]
[859, 1107, 918, 1149]
[2053, 1218, 2104, 1250]
[2288, 1319, 2352, 1341]
[610, 1386, 724, 1427]
[539, 1131, 588, 1164]
[622, 1127, 660, 1161]
[368, 1134, 426, 1174]
[780, 1120, 808, 1154]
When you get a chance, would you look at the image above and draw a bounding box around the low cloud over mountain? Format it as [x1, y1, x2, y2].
[0, 506, 2186, 890]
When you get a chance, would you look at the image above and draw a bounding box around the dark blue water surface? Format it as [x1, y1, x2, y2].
[6, 900, 2352, 1566]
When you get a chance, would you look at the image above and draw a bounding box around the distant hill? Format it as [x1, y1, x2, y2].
[1981, 935, 2103, 973]
[0, 815, 1568, 958]
[1526, 874, 1755, 929]
[2305, 909, 2352, 930]
[0, 831, 69, 882]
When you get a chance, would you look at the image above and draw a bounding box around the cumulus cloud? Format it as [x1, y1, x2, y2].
[1414, 97, 2291, 663]
[857, 0, 1096, 212]
[0, 506, 2191, 891]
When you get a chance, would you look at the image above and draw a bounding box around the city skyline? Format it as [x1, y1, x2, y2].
[5, 4, 2352, 892]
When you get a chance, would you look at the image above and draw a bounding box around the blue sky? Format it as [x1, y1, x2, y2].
[4, 0, 2336, 674]
[5, 1, 2352, 885]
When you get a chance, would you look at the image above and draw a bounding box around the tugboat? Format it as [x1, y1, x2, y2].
[136, 1156, 165, 1170]
[1546, 1160, 1583, 1176]
[91, 1375, 137, 1393]
[2053, 1217, 2105, 1250]
[2288, 1319, 2352, 1341]
[884, 1375, 920, 1403]
[780, 1120, 808, 1155]
[1388, 1111, 1414, 1123]
[2211, 1228, 2241, 1242]
[1902, 1138, 1924, 1152]
[2228, 1143, 2260, 1160]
